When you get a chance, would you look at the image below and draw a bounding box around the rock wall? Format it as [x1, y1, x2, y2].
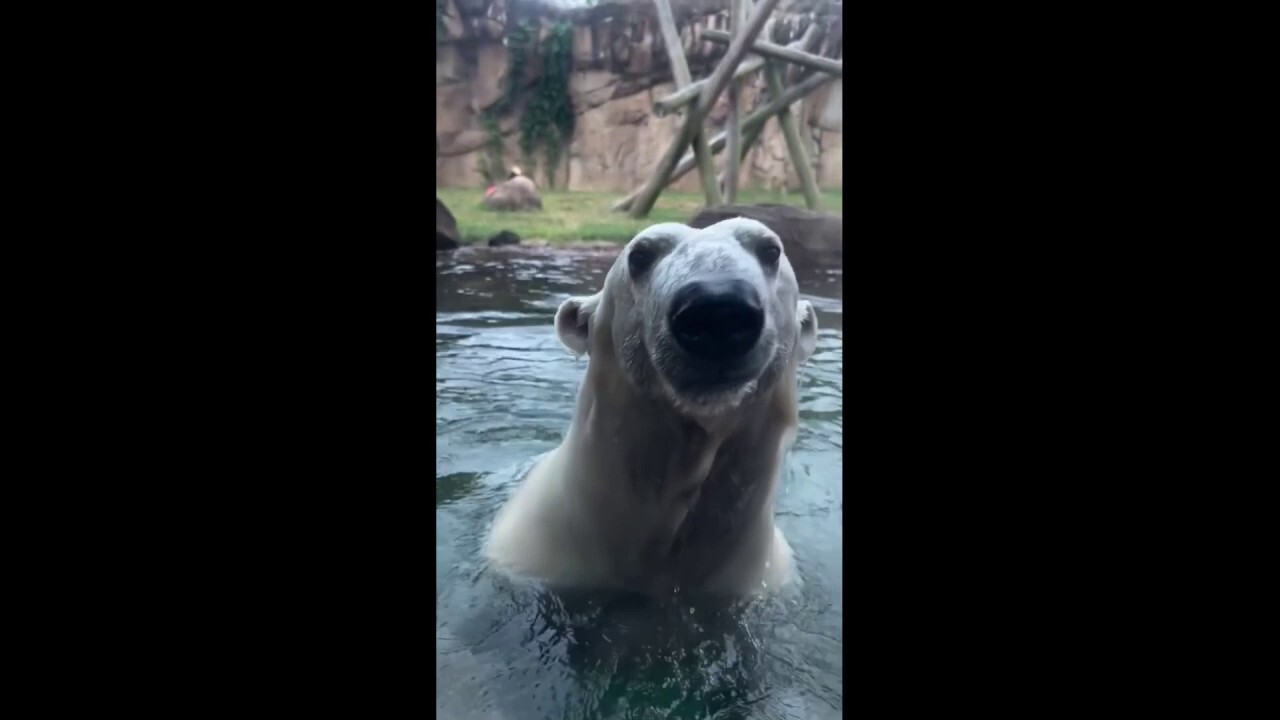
[436, 0, 843, 192]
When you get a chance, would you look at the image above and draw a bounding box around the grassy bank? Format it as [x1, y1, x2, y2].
[437, 187, 843, 245]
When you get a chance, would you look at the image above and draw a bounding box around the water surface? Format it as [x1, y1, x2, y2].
[436, 246, 843, 719]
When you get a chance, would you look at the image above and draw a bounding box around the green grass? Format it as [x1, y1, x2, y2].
[437, 187, 843, 245]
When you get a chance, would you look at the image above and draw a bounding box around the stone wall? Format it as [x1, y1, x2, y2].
[436, 0, 842, 192]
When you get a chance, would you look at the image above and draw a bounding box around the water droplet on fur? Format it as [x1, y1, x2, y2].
[689, 607, 695, 614]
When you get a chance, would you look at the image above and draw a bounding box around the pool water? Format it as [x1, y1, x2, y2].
[436, 246, 842, 719]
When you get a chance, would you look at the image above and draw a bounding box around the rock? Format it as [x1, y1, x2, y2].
[437, 128, 490, 156]
[812, 78, 843, 132]
[435, 83, 474, 136]
[483, 175, 543, 211]
[571, 70, 620, 110]
[569, 84, 704, 193]
[470, 43, 510, 112]
[487, 229, 521, 246]
[687, 204, 841, 265]
[437, 197, 461, 250]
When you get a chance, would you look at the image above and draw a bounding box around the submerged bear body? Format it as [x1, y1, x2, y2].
[484, 219, 818, 597]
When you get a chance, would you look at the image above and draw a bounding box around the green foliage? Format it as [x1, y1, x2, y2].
[435, 188, 845, 244]
[474, 15, 533, 188]
[475, 17, 576, 190]
[474, 16, 534, 185]
[518, 22, 576, 189]
[477, 113, 506, 186]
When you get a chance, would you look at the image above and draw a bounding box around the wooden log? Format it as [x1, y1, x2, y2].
[651, 20, 815, 118]
[739, 114, 766, 160]
[627, 0, 782, 218]
[717, 117, 765, 194]
[654, 56, 765, 117]
[727, 0, 770, 187]
[701, 29, 843, 77]
[764, 59, 822, 209]
[725, 87, 740, 201]
[724, 0, 745, 203]
[651, 0, 722, 207]
[620, 24, 821, 212]
[613, 71, 832, 212]
[687, 0, 781, 123]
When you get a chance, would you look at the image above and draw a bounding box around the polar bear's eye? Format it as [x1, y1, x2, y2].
[757, 243, 782, 267]
[628, 244, 656, 278]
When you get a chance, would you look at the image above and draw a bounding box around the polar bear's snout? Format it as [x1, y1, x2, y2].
[668, 278, 764, 362]
[552, 218, 815, 417]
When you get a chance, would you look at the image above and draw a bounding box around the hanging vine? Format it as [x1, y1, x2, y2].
[477, 16, 575, 189]
[477, 15, 535, 186]
[517, 22, 575, 188]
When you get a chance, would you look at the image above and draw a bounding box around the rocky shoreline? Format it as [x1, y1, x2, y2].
[445, 239, 624, 251]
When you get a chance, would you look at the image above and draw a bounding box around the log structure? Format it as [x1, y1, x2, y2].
[618, 0, 843, 217]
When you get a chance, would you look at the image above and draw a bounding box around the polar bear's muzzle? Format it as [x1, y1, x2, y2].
[657, 276, 778, 406]
[668, 279, 765, 363]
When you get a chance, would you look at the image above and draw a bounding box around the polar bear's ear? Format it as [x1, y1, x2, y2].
[797, 300, 818, 363]
[555, 294, 599, 356]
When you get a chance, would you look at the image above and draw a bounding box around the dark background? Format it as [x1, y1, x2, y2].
[79, 3, 1193, 714]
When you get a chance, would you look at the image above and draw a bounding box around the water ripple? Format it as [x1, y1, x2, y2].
[437, 250, 842, 719]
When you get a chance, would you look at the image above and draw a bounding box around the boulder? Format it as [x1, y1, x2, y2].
[437, 197, 461, 250]
[487, 229, 522, 246]
[482, 175, 544, 212]
[687, 204, 841, 265]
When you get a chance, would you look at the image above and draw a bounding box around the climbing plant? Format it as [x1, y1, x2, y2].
[517, 22, 576, 188]
[476, 113, 506, 186]
[477, 15, 575, 189]
[476, 14, 534, 186]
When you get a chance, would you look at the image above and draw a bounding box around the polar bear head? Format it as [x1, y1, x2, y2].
[554, 218, 818, 417]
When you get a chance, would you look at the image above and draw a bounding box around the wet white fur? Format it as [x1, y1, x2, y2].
[484, 219, 819, 597]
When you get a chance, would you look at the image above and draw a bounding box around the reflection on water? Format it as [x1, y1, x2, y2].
[437, 246, 842, 719]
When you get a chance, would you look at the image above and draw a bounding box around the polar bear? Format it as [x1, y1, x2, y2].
[484, 218, 819, 597]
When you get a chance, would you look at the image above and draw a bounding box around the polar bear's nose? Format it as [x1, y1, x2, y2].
[669, 280, 765, 361]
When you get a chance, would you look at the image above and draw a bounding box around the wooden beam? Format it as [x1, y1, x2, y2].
[717, 109, 766, 191]
[701, 29, 842, 77]
[654, 55, 765, 118]
[763, 58, 822, 209]
[724, 0, 745, 203]
[723, 0, 772, 192]
[739, 114, 766, 160]
[652, 0, 722, 207]
[613, 71, 832, 212]
[627, 0, 782, 218]
[652, 20, 816, 118]
[736, 0, 765, 169]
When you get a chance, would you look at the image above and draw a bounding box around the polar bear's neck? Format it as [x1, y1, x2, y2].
[561, 343, 799, 592]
